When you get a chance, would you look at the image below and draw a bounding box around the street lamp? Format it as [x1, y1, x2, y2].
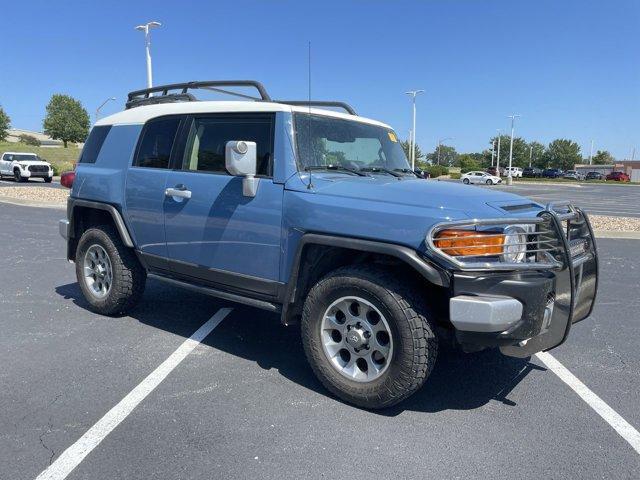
[496, 129, 502, 173]
[507, 114, 521, 185]
[95, 97, 116, 123]
[405, 90, 424, 170]
[437, 137, 453, 166]
[135, 21, 162, 89]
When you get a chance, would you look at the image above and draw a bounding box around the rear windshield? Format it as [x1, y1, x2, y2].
[79, 126, 111, 164]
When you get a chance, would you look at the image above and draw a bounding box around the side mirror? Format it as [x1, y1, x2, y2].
[225, 141, 258, 197]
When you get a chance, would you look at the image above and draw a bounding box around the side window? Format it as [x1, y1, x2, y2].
[79, 126, 111, 164]
[3, 154, 11, 161]
[134, 117, 181, 169]
[181, 114, 274, 176]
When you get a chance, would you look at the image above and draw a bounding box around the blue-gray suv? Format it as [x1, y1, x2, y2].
[60, 81, 598, 408]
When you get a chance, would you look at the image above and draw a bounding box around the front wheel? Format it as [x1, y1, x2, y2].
[14, 170, 26, 182]
[463, 178, 470, 184]
[301, 265, 438, 409]
[486, 179, 493, 185]
[44, 177, 53, 183]
[75, 224, 146, 315]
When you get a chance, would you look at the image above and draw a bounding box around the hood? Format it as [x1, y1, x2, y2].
[16, 159, 50, 166]
[287, 173, 541, 218]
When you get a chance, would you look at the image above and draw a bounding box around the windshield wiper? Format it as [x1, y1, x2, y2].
[360, 167, 403, 177]
[393, 168, 421, 178]
[305, 164, 368, 176]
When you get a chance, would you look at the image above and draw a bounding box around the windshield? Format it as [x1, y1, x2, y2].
[294, 113, 410, 174]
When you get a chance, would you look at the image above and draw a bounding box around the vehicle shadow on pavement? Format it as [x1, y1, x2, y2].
[55, 279, 546, 415]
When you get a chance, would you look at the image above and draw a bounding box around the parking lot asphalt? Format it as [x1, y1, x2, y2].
[1, 203, 639, 479]
[487, 182, 640, 218]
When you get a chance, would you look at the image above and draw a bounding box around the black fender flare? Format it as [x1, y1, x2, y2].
[67, 198, 134, 248]
[281, 233, 450, 323]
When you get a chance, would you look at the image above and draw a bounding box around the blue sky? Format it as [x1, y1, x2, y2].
[1, 0, 638, 159]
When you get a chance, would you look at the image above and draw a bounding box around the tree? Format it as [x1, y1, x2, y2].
[0, 106, 10, 141]
[43, 94, 90, 147]
[401, 139, 425, 164]
[457, 153, 481, 172]
[528, 141, 545, 168]
[543, 139, 582, 170]
[592, 150, 615, 165]
[426, 144, 458, 166]
[19, 134, 41, 146]
[490, 135, 529, 168]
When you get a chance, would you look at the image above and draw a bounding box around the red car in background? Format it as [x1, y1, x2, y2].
[606, 171, 630, 182]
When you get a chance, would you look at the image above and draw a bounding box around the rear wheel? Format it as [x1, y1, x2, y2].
[75, 225, 146, 315]
[301, 265, 438, 409]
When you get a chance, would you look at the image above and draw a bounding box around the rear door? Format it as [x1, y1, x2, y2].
[124, 116, 183, 269]
[163, 113, 283, 293]
[0, 154, 11, 174]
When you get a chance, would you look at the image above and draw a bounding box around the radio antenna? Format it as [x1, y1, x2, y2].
[306, 40, 314, 189]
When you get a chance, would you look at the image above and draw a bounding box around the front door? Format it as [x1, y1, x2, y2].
[163, 113, 283, 295]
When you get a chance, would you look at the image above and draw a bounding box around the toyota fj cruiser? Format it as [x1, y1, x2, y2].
[59, 81, 598, 408]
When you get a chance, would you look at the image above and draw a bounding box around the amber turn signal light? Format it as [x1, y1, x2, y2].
[433, 229, 505, 256]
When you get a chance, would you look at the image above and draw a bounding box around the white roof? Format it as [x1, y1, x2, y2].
[1, 152, 38, 156]
[94, 101, 392, 129]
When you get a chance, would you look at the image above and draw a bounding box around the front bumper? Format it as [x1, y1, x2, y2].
[444, 206, 598, 357]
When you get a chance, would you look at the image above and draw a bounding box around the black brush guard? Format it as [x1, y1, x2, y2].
[500, 205, 598, 357]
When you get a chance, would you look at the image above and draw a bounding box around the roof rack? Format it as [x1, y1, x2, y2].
[125, 80, 357, 115]
[126, 80, 272, 109]
[274, 100, 357, 115]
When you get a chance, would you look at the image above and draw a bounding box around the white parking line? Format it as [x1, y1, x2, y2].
[34, 308, 233, 480]
[536, 351, 640, 455]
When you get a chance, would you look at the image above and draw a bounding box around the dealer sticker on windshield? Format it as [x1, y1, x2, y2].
[388, 132, 398, 142]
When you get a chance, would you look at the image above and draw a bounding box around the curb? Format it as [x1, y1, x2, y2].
[0, 196, 66, 209]
[593, 231, 640, 240]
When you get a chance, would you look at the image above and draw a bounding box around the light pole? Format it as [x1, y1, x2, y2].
[405, 90, 424, 170]
[496, 129, 502, 173]
[529, 145, 533, 168]
[506, 115, 520, 185]
[135, 21, 162, 89]
[95, 97, 116, 123]
[491, 139, 496, 167]
[589, 139, 594, 165]
[437, 137, 453, 166]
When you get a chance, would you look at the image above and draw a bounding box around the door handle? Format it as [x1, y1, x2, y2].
[165, 185, 192, 199]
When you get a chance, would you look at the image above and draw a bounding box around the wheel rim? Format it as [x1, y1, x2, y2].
[83, 244, 113, 299]
[319, 296, 394, 383]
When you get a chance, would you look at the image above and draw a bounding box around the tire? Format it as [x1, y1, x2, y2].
[14, 170, 25, 182]
[463, 178, 470, 184]
[44, 177, 52, 183]
[486, 179, 493, 185]
[75, 224, 146, 316]
[301, 265, 438, 409]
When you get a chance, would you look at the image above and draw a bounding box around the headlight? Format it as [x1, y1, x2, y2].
[502, 225, 528, 263]
[433, 224, 533, 264]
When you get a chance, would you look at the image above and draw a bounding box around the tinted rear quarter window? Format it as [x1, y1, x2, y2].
[79, 126, 111, 164]
[134, 117, 181, 169]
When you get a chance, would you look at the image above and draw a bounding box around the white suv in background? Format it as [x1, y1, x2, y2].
[504, 166, 523, 178]
[0, 152, 54, 183]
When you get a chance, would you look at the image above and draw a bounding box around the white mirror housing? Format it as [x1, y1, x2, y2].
[225, 141, 259, 197]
